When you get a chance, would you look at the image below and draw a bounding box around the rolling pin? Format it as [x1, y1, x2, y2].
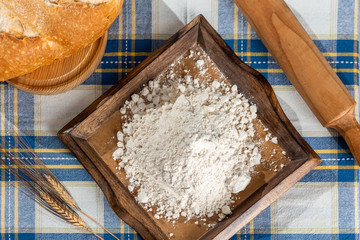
[234, 0, 360, 166]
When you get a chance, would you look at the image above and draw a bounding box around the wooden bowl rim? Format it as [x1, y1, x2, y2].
[7, 32, 108, 95]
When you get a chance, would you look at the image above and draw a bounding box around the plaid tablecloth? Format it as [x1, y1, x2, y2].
[0, 0, 359, 239]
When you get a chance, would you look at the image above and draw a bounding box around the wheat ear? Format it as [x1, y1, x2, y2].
[0, 138, 113, 240]
[39, 191, 105, 240]
[43, 175, 77, 207]
[44, 174, 120, 240]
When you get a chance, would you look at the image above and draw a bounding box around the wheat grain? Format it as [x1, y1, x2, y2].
[44, 174, 77, 208]
[39, 191, 87, 229]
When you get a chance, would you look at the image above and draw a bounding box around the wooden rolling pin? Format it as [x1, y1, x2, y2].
[234, 0, 360, 165]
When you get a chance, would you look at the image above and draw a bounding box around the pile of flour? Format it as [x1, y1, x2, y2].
[113, 49, 267, 222]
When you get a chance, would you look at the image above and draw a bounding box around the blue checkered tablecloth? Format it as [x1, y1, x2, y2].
[0, 0, 359, 239]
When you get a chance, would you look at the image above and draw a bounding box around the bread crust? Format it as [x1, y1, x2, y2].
[0, 0, 123, 81]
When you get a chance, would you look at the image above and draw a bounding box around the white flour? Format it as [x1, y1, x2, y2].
[113, 47, 269, 223]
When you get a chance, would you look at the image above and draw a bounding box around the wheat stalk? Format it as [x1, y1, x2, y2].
[39, 191, 104, 240]
[0, 137, 120, 240]
[44, 174, 120, 240]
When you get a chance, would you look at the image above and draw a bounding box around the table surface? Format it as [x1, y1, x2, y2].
[0, 0, 359, 239]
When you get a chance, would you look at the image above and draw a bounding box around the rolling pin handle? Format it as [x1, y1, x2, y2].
[233, 0, 360, 166]
[327, 109, 360, 166]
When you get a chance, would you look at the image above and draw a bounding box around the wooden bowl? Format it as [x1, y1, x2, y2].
[7, 33, 108, 95]
[58, 15, 321, 240]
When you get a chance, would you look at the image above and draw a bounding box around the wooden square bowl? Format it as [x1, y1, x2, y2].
[58, 15, 320, 240]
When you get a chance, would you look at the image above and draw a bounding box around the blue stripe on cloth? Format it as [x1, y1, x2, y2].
[38, 157, 80, 166]
[30, 233, 128, 240]
[337, 0, 355, 36]
[336, 72, 359, 86]
[337, 40, 359, 53]
[18, 191, 35, 229]
[98, 73, 121, 86]
[11, 233, 108, 240]
[107, 13, 120, 41]
[0, 169, 93, 182]
[121, 0, 133, 36]
[99, 39, 359, 58]
[16, 91, 34, 133]
[103, 195, 121, 230]
[230, 234, 358, 240]
[248, 39, 268, 53]
[41, 169, 94, 181]
[133, 39, 156, 52]
[5, 234, 35, 240]
[253, 206, 272, 230]
[338, 186, 356, 229]
[92, 39, 359, 87]
[279, 234, 357, 240]
[304, 136, 351, 150]
[33, 136, 68, 149]
[217, 0, 235, 36]
[265, 73, 291, 85]
[135, 0, 152, 37]
[227, 39, 359, 54]
[335, 56, 359, 68]
[338, 169, 356, 182]
[299, 169, 338, 182]
[3, 84, 14, 134]
[104, 39, 120, 55]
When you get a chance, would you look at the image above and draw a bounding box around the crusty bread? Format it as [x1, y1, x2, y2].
[0, 0, 123, 81]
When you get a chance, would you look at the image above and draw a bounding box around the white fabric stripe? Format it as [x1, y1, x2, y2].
[285, 0, 338, 39]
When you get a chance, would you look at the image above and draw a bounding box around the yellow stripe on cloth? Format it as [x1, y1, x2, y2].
[234, 3, 239, 59]
[103, 51, 359, 58]
[120, 219, 125, 239]
[0, 148, 70, 153]
[235, 52, 359, 57]
[104, 52, 151, 57]
[246, 21, 251, 64]
[255, 68, 359, 73]
[131, 0, 136, 69]
[315, 149, 351, 154]
[315, 166, 360, 170]
[250, 219, 254, 240]
[0, 165, 83, 169]
[95, 68, 133, 73]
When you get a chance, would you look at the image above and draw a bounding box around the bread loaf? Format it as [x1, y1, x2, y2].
[0, 0, 123, 81]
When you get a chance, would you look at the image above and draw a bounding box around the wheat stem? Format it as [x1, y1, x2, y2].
[83, 226, 106, 240]
[79, 209, 120, 240]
